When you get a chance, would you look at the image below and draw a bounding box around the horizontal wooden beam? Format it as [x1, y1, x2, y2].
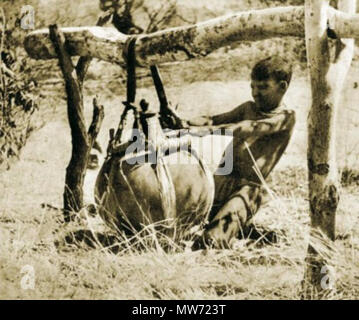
[24, 5, 359, 67]
[25, 27, 128, 64]
[135, 6, 304, 66]
[24, 6, 305, 67]
[328, 6, 359, 39]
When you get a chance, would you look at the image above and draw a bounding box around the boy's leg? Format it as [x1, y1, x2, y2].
[195, 117, 294, 249]
[198, 184, 261, 248]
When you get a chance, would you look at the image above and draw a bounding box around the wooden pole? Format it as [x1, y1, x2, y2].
[49, 23, 105, 222]
[328, 6, 359, 39]
[49, 15, 108, 222]
[49, 24, 89, 222]
[23, 6, 359, 68]
[304, 0, 355, 297]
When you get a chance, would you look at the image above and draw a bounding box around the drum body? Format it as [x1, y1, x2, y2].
[95, 150, 214, 235]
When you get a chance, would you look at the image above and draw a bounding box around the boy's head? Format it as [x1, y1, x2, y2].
[250, 56, 292, 112]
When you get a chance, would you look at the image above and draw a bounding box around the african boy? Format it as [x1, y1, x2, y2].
[188, 56, 296, 248]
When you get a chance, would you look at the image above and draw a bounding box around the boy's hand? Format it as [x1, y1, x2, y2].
[159, 104, 187, 129]
[187, 115, 213, 126]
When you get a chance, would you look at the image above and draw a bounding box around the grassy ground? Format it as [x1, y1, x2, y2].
[2, 0, 359, 300]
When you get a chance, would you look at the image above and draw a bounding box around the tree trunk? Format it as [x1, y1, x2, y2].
[303, 0, 355, 298]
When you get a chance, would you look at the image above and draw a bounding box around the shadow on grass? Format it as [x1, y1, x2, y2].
[56, 229, 124, 254]
[55, 227, 184, 254]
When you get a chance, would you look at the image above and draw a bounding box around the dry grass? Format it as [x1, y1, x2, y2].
[1, 72, 359, 300]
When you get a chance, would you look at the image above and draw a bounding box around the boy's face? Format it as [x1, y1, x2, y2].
[251, 78, 288, 112]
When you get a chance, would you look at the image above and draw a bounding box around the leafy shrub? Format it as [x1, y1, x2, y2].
[0, 4, 38, 169]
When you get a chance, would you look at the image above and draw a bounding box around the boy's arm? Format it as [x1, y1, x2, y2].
[184, 110, 295, 138]
[186, 102, 248, 127]
[232, 109, 296, 141]
[212, 102, 248, 125]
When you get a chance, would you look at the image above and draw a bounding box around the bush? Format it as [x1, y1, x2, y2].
[0, 4, 38, 169]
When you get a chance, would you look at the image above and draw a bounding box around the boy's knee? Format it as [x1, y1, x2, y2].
[194, 194, 251, 249]
[199, 210, 244, 249]
[193, 182, 263, 249]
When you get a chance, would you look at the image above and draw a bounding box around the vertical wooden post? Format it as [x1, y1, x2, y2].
[49, 23, 105, 223]
[304, 0, 355, 296]
[49, 24, 89, 222]
[49, 15, 110, 222]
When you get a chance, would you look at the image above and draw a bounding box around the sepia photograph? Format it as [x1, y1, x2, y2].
[1, 0, 359, 302]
